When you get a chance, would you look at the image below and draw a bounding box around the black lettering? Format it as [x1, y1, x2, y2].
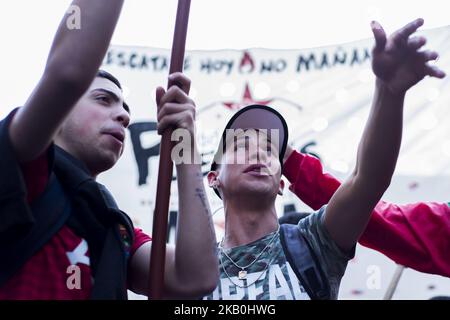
[183, 57, 191, 71]
[128, 122, 160, 185]
[363, 48, 371, 62]
[118, 52, 126, 67]
[260, 60, 274, 73]
[333, 47, 347, 66]
[129, 53, 138, 69]
[225, 60, 234, 75]
[160, 57, 168, 71]
[141, 55, 149, 69]
[201, 59, 212, 73]
[296, 53, 317, 72]
[105, 50, 114, 65]
[320, 53, 330, 69]
[350, 48, 360, 66]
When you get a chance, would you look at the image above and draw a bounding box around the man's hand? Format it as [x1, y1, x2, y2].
[156, 72, 196, 136]
[129, 74, 218, 298]
[371, 18, 445, 95]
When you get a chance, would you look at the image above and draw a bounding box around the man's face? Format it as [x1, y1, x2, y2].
[217, 129, 282, 199]
[55, 77, 130, 176]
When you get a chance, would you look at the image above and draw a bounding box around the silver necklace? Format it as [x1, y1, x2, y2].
[219, 250, 276, 289]
[218, 225, 280, 280]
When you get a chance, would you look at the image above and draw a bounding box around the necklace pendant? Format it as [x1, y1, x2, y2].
[238, 270, 247, 280]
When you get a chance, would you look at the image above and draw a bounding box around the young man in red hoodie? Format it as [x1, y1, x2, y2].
[283, 143, 450, 278]
[281, 20, 450, 278]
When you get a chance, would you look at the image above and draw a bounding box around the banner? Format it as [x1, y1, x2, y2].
[99, 26, 450, 299]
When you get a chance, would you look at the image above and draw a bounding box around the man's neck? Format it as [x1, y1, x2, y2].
[222, 199, 279, 249]
[54, 144, 98, 179]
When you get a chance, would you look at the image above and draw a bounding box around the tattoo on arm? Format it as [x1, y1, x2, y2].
[194, 184, 218, 256]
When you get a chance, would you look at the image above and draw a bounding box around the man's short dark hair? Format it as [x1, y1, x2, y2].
[97, 69, 122, 89]
[97, 69, 130, 113]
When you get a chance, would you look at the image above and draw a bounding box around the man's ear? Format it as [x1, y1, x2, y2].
[277, 179, 285, 196]
[53, 122, 66, 146]
[207, 171, 219, 189]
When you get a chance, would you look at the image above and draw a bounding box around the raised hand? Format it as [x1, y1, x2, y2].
[371, 18, 445, 95]
[156, 72, 196, 136]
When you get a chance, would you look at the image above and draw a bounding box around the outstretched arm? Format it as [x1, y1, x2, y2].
[324, 19, 445, 252]
[9, 0, 124, 162]
[283, 145, 340, 210]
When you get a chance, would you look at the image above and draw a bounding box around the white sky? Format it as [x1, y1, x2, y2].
[0, 0, 449, 113]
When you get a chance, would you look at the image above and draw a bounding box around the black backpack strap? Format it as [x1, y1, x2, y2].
[0, 173, 71, 287]
[97, 183, 134, 245]
[280, 223, 331, 300]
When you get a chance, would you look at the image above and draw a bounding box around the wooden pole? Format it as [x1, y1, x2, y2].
[148, 0, 191, 300]
[383, 265, 405, 300]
